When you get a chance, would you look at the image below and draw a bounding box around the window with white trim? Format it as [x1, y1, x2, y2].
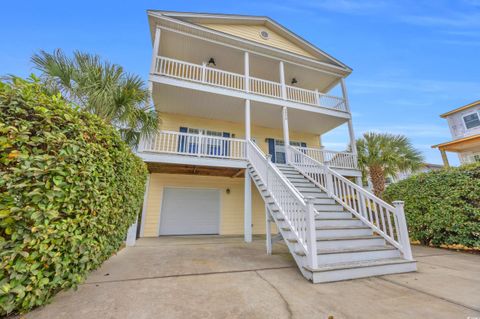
[463, 112, 480, 129]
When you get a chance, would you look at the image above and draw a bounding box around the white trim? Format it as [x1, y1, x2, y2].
[244, 170, 252, 242]
[139, 174, 151, 237]
[137, 152, 247, 168]
[150, 74, 351, 119]
[245, 99, 251, 140]
[150, 27, 161, 74]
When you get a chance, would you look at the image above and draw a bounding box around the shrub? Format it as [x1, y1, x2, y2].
[384, 163, 480, 248]
[0, 77, 147, 315]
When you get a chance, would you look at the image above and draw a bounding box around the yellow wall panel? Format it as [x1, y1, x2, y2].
[200, 24, 316, 59]
[142, 173, 275, 237]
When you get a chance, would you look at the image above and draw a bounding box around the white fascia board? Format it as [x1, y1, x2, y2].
[137, 152, 248, 168]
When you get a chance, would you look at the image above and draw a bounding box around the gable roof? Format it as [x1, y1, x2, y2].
[147, 10, 352, 74]
[440, 100, 480, 118]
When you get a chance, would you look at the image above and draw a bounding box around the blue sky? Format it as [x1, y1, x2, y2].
[2, 0, 480, 165]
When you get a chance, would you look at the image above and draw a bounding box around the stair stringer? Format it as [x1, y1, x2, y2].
[247, 164, 313, 281]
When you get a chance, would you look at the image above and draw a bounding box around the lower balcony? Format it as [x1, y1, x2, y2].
[136, 131, 359, 174]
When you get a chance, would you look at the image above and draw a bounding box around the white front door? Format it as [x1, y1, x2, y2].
[159, 188, 220, 235]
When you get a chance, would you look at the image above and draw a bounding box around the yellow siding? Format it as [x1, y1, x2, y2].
[200, 24, 316, 59]
[142, 112, 320, 237]
[143, 174, 272, 236]
[159, 112, 321, 153]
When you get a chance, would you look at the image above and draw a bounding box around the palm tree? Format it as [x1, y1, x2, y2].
[31, 49, 158, 147]
[356, 132, 424, 197]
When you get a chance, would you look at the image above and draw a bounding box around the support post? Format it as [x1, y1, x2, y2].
[440, 149, 450, 168]
[355, 176, 363, 187]
[282, 106, 290, 163]
[265, 204, 272, 255]
[305, 196, 318, 268]
[150, 27, 161, 75]
[244, 171, 252, 243]
[139, 174, 151, 237]
[245, 99, 251, 141]
[341, 78, 358, 157]
[244, 51, 250, 92]
[393, 201, 413, 260]
[279, 61, 287, 99]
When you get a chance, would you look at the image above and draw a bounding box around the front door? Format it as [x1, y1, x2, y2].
[267, 139, 305, 164]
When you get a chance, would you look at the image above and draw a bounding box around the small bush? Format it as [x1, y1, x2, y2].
[0, 77, 147, 315]
[384, 163, 480, 248]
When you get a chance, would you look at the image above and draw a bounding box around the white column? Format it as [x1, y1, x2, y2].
[245, 99, 251, 140]
[139, 174, 151, 237]
[279, 61, 287, 99]
[282, 106, 290, 163]
[341, 78, 358, 156]
[265, 204, 272, 255]
[150, 27, 161, 75]
[244, 51, 250, 92]
[244, 172, 252, 243]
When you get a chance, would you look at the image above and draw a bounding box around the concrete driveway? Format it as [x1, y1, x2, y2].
[27, 236, 480, 319]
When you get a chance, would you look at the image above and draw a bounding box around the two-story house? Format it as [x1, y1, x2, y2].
[127, 10, 416, 283]
[433, 100, 480, 166]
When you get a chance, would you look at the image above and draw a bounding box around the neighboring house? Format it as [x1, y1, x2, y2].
[432, 100, 480, 166]
[388, 163, 444, 184]
[127, 10, 416, 283]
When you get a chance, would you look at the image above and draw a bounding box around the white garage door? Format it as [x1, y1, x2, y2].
[159, 188, 220, 235]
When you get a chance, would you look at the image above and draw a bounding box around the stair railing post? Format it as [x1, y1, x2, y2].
[265, 154, 272, 189]
[325, 167, 334, 196]
[393, 201, 413, 260]
[305, 196, 318, 269]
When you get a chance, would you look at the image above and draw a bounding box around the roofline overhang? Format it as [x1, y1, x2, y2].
[147, 10, 352, 77]
[440, 100, 480, 118]
[431, 134, 480, 150]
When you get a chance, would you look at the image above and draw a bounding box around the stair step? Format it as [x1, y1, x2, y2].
[289, 235, 386, 250]
[282, 225, 373, 238]
[314, 204, 344, 211]
[305, 258, 417, 283]
[295, 245, 397, 256]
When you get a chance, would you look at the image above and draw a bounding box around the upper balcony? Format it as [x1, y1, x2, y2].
[152, 55, 347, 113]
[148, 20, 352, 120]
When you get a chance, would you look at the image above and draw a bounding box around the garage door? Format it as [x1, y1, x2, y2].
[159, 188, 220, 235]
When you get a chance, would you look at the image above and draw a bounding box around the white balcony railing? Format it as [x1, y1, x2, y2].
[153, 56, 347, 112]
[141, 130, 247, 160]
[293, 146, 357, 169]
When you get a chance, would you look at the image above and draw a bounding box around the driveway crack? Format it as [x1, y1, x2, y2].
[255, 271, 293, 319]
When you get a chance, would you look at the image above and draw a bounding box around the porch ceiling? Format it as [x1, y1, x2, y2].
[147, 162, 245, 177]
[152, 83, 348, 135]
[159, 29, 340, 92]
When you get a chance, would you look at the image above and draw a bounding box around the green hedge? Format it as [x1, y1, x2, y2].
[384, 163, 480, 248]
[0, 77, 148, 315]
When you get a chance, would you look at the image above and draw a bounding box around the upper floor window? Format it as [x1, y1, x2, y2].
[463, 112, 480, 129]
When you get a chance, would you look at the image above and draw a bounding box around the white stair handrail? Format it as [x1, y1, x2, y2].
[247, 140, 318, 267]
[288, 145, 413, 260]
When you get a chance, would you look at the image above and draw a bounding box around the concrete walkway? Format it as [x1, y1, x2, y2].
[27, 236, 480, 319]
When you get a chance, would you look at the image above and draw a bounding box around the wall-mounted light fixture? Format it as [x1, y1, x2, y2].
[207, 57, 216, 67]
[291, 78, 298, 85]
[226, 188, 231, 194]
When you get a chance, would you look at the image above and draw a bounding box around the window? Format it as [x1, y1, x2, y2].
[260, 30, 270, 40]
[473, 154, 480, 163]
[463, 112, 480, 129]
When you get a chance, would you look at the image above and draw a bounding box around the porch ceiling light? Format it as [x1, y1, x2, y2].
[291, 78, 298, 85]
[207, 57, 216, 67]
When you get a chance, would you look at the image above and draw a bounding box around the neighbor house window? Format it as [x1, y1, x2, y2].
[463, 112, 480, 129]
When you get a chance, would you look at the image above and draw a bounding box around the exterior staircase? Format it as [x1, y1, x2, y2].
[246, 141, 416, 283]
